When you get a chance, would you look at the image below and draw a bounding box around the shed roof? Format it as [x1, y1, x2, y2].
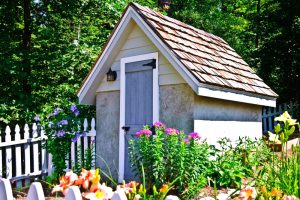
[77, 3, 277, 107]
[131, 3, 277, 97]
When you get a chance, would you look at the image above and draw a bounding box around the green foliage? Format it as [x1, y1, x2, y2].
[73, 143, 95, 174]
[210, 137, 273, 188]
[129, 123, 210, 198]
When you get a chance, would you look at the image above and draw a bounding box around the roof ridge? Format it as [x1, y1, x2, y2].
[131, 3, 228, 46]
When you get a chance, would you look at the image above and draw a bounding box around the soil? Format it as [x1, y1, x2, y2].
[12, 182, 64, 200]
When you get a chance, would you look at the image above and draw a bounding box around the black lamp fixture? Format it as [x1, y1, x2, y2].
[107, 68, 117, 81]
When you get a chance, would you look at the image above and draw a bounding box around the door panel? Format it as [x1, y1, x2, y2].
[124, 59, 153, 181]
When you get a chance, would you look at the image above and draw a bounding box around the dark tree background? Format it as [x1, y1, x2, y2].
[0, 0, 299, 127]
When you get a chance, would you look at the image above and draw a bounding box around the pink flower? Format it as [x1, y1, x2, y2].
[284, 195, 299, 200]
[188, 132, 201, 140]
[165, 128, 179, 135]
[239, 186, 257, 200]
[153, 121, 166, 129]
[183, 138, 190, 144]
[135, 129, 152, 137]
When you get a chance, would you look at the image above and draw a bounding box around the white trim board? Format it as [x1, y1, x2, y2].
[118, 52, 159, 183]
[198, 87, 276, 107]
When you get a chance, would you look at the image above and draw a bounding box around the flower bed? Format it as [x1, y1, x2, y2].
[9, 111, 299, 200]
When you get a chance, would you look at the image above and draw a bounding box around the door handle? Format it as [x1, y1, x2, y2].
[122, 126, 130, 132]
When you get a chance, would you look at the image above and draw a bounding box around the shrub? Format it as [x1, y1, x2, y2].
[129, 122, 210, 198]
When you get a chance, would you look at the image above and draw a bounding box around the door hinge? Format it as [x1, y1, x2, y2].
[122, 126, 130, 132]
[142, 59, 156, 69]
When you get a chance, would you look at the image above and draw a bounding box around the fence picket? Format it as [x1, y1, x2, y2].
[0, 130, 2, 177]
[71, 142, 76, 170]
[83, 118, 88, 153]
[90, 118, 96, 167]
[41, 129, 47, 179]
[32, 123, 39, 179]
[15, 125, 22, 187]
[5, 126, 12, 179]
[24, 124, 31, 185]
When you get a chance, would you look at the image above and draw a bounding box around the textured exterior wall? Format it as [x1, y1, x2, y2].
[194, 95, 262, 122]
[96, 91, 120, 180]
[159, 84, 194, 133]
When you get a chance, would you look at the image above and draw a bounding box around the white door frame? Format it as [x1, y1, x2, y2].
[118, 52, 159, 182]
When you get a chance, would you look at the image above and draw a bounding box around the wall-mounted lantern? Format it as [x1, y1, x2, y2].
[107, 68, 117, 81]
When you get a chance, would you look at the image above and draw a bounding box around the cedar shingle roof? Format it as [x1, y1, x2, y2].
[132, 3, 278, 97]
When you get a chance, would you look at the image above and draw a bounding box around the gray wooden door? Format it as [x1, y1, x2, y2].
[124, 59, 154, 181]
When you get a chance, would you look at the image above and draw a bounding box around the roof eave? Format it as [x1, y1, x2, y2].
[198, 85, 277, 107]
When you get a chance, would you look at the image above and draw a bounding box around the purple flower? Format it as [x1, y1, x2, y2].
[72, 132, 80, 143]
[188, 132, 201, 140]
[136, 129, 152, 137]
[165, 128, 179, 135]
[70, 104, 79, 116]
[56, 130, 66, 137]
[81, 131, 87, 137]
[53, 108, 60, 116]
[153, 121, 166, 129]
[33, 115, 40, 122]
[58, 119, 68, 126]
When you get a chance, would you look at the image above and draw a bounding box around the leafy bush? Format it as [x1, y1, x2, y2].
[129, 122, 210, 198]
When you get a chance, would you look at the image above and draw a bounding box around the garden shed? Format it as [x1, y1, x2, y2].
[77, 3, 278, 182]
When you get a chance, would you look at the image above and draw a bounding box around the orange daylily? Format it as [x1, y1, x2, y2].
[269, 188, 282, 198]
[239, 186, 257, 200]
[159, 184, 169, 194]
[52, 171, 78, 195]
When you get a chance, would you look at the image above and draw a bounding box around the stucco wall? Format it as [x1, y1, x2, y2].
[194, 95, 262, 122]
[96, 91, 120, 180]
[159, 84, 194, 133]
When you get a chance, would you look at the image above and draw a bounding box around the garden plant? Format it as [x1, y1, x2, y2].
[42, 104, 89, 178]
[129, 122, 211, 198]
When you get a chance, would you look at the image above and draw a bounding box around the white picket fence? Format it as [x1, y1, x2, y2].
[0, 178, 179, 200]
[262, 102, 299, 133]
[0, 118, 96, 187]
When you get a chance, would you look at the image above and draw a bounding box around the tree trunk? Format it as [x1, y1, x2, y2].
[22, 0, 32, 102]
[255, 0, 261, 48]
